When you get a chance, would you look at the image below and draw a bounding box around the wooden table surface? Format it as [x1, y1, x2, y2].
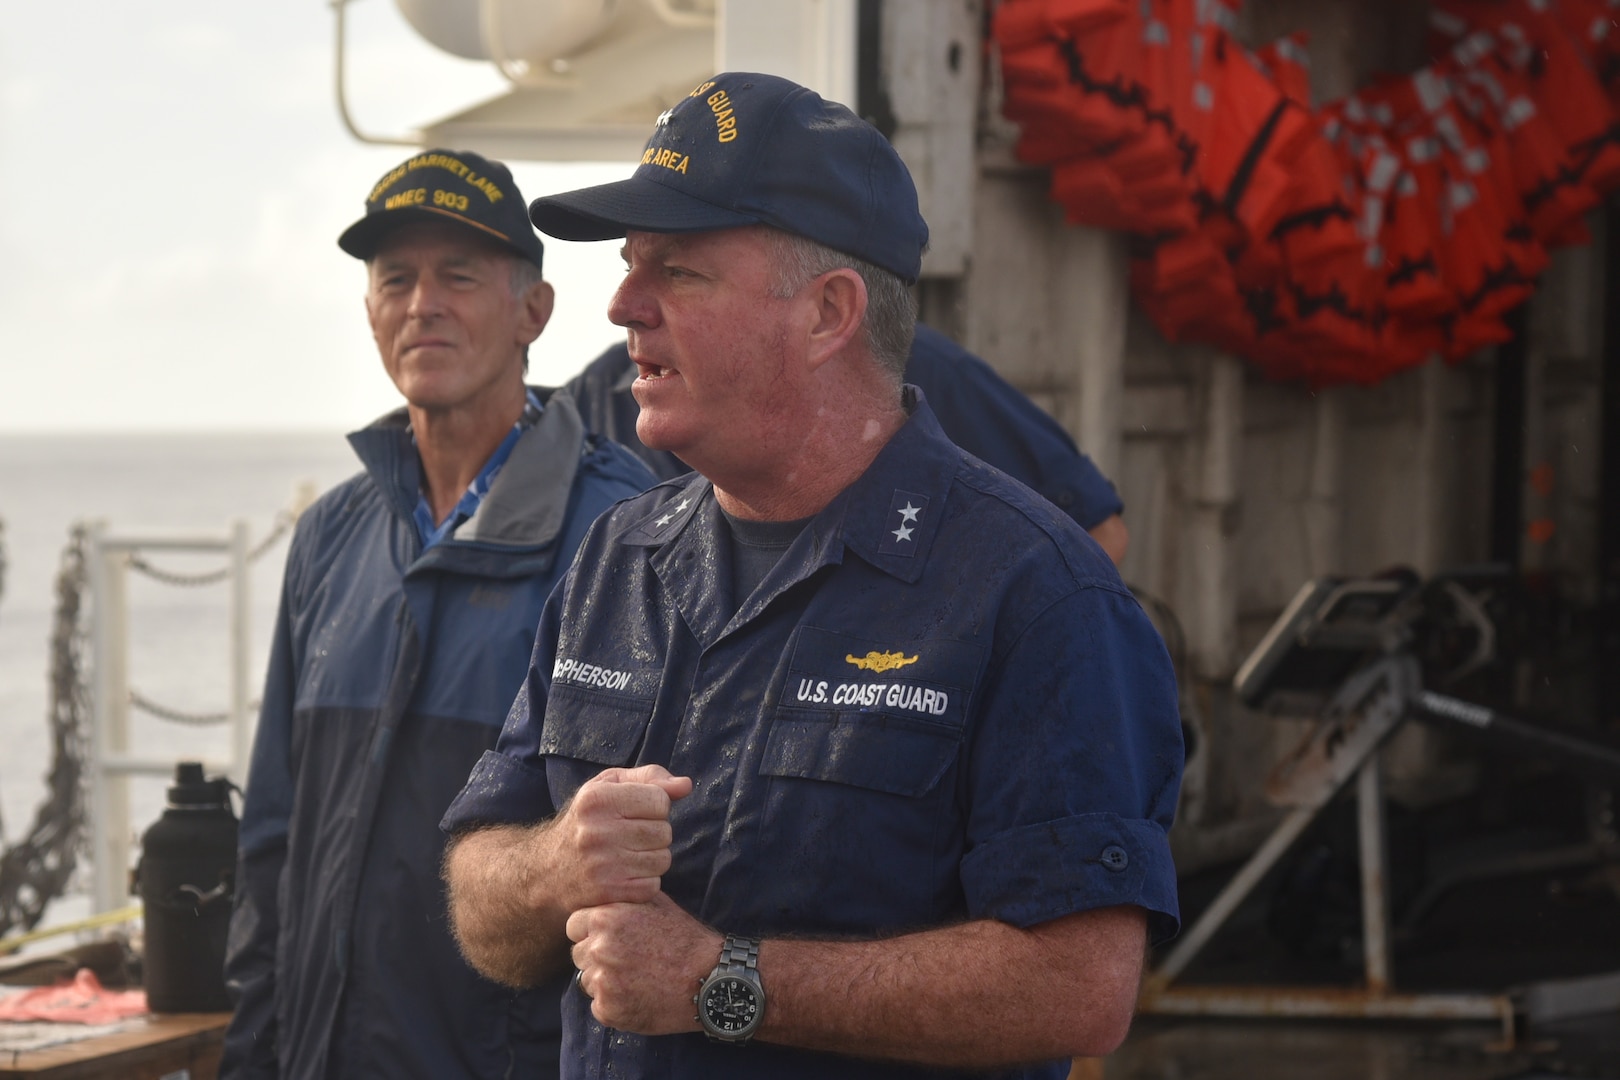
[0, 1012, 229, 1080]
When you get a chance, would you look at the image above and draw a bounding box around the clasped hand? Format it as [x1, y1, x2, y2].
[557, 765, 721, 1034]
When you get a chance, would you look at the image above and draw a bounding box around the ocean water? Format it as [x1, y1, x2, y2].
[0, 432, 360, 923]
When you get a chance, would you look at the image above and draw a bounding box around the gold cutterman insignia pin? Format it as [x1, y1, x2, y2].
[845, 651, 919, 673]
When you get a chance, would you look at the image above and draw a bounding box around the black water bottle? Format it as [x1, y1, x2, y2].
[135, 761, 239, 1012]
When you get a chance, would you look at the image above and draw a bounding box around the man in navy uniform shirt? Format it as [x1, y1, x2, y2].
[441, 74, 1181, 1079]
[563, 325, 1131, 563]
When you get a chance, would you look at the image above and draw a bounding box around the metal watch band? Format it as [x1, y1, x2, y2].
[719, 935, 760, 972]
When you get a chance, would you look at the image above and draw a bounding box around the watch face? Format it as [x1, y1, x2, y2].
[700, 975, 761, 1036]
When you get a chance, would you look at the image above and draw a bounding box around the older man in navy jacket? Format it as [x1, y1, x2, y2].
[221, 150, 653, 1080]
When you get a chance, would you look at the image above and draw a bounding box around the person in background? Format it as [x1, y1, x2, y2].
[565, 324, 1132, 564]
[220, 149, 654, 1080]
[441, 72, 1181, 1080]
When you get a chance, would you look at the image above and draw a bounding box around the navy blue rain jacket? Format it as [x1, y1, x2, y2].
[221, 390, 654, 1080]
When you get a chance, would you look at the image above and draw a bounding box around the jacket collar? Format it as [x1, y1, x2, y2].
[346, 386, 586, 553]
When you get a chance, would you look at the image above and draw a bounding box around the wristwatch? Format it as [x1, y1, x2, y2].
[694, 934, 766, 1043]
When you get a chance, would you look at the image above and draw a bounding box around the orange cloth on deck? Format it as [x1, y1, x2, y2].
[0, 969, 148, 1025]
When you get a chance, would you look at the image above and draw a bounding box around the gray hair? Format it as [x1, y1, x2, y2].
[507, 256, 546, 374]
[762, 229, 916, 380]
[508, 255, 545, 299]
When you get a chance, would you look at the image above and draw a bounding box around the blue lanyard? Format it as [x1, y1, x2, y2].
[413, 390, 543, 549]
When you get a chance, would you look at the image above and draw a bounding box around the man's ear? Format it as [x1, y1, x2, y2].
[804, 267, 868, 371]
[364, 289, 382, 344]
[518, 279, 556, 346]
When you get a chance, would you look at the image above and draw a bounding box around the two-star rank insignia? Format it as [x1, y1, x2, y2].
[634, 493, 698, 541]
[892, 501, 922, 542]
[652, 496, 692, 530]
[878, 490, 930, 556]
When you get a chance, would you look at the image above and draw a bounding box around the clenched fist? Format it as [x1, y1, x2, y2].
[552, 764, 694, 913]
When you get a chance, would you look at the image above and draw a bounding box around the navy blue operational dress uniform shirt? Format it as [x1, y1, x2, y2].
[443, 391, 1182, 1080]
[564, 324, 1126, 529]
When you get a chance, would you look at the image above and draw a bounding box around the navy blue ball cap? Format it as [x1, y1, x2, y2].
[339, 149, 544, 269]
[528, 73, 929, 284]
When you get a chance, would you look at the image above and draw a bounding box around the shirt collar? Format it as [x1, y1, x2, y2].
[412, 389, 545, 550]
[824, 386, 959, 584]
[620, 387, 960, 584]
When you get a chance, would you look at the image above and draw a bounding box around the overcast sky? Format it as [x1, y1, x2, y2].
[0, 1, 636, 432]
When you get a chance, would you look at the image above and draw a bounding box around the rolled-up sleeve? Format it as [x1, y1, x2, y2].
[959, 584, 1183, 942]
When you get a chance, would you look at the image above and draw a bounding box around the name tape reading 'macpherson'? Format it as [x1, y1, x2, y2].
[553, 657, 633, 692]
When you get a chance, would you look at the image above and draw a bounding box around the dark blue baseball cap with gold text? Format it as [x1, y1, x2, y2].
[339, 149, 544, 269]
[527, 73, 928, 284]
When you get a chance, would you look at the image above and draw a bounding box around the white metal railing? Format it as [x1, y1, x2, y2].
[86, 522, 253, 914]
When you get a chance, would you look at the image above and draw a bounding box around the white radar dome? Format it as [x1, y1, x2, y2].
[394, 0, 619, 63]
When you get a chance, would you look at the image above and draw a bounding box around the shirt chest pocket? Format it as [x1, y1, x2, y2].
[753, 703, 973, 929]
[537, 685, 655, 803]
[759, 712, 961, 796]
